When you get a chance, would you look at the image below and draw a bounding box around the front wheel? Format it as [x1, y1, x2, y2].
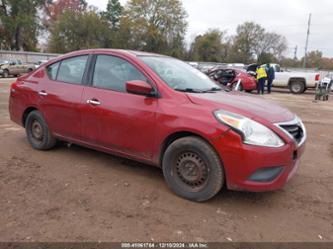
[25, 110, 57, 150]
[162, 136, 224, 202]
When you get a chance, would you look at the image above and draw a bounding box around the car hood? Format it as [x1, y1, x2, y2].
[187, 91, 295, 123]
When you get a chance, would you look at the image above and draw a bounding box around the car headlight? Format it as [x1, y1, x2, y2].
[214, 110, 285, 147]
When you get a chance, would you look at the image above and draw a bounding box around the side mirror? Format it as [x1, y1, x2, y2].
[126, 80, 154, 96]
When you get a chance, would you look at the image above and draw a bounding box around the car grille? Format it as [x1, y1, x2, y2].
[279, 124, 304, 144]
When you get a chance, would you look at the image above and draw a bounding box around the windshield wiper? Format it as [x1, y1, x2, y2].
[206, 87, 222, 92]
[174, 88, 205, 93]
[201, 87, 222, 93]
[175, 87, 222, 93]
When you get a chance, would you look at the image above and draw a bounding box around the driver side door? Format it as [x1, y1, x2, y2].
[81, 54, 158, 161]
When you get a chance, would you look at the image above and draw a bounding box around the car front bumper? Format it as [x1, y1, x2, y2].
[211, 129, 305, 192]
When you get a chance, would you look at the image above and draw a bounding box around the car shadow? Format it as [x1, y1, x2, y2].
[54, 142, 281, 205]
[270, 87, 316, 95]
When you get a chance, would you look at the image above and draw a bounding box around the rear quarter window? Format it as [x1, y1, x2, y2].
[46, 62, 60, 80]
[57, 55, 88, 84]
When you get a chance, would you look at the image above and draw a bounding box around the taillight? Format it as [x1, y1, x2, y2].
[10, 82, 17, 96]
[315, 74, 320, 81]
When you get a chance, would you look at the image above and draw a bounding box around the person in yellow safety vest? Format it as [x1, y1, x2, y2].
[256, 66, 267, 94]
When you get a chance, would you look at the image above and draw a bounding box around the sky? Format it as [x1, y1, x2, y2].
[88, 0, 333, 58]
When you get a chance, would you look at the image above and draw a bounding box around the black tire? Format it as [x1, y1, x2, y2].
[3, 69, 9, 78]
[162, 136, 224, 202]
[289, 81, 305, 94]
[25, 110, 57, 150]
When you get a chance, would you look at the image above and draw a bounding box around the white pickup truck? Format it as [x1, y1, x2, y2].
[247, 63, 320, 94]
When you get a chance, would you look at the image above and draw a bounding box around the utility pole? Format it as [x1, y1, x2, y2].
[294, 45, 298, 60]
[303, 13, 311, 68]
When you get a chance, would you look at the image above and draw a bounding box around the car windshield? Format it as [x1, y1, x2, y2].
[139, 56, 221, 93]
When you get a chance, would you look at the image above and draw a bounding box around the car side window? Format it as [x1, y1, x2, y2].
[93, 55, 147, 92]
[46, 62, 60, 80]
[57, 55, 88, 84]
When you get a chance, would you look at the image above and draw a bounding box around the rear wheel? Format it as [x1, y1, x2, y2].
[289, 81, 305, 94]
[3, 69, 9, 78]
[25, 111, 57, 150]
[162, 136, 224, 202]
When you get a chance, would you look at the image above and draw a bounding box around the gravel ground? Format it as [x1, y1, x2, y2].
[0, 78, 332, 242]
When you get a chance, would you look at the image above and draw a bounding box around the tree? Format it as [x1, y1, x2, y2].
[101, 0, 123, 29]
[229, 22, 264, 64]
[228, 22, 287, 64]
[0, 0, 44, 51]
[48, 10, 113, 53]
[255, 32, 287, 64]
[40, 0, 88, 51]
[301, 50, 323, 69]
[189, 29, 226, 62]
[119, 0, 188, 57]
[279, 57, 301, 68]
[43, 0, 87, 25]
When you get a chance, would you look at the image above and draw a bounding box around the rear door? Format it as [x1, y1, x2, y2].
[38, 55, 90, 140]
[81, 54, 158, 160]
[17, 60, 25, 74]
[9, 61, 19, 75]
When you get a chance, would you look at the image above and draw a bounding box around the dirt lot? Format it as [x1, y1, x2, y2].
[0, 78, 332, 242]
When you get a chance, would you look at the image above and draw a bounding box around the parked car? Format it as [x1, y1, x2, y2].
[247, 63, 320, 94]
[187, 61, 199, 69]
[197, 62, 223, 74]
[322, 73, 333, 90]
[0, 60, 9, 76]
[34, 60, 49, 69]
[0, 59, 35, 78]
[227, 63, 246, 70]
[207, 67, 257, 92]
[9, 49, 306, 201]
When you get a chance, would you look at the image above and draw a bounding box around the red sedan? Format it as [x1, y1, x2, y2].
[9, 49, 306, 201]
[208, 67, 257, 92]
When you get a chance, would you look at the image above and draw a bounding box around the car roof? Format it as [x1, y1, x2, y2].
[41, 49, 170, 69]
[64, 49, 165, 58]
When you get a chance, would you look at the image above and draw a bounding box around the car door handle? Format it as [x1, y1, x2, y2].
[86, 99, 101, 106]
[38, 90, 48, 96]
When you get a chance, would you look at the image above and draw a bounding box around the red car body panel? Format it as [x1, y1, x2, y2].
[8, 49, 305, 192]
[209, 68, 257, 91]
[232, 69, 257, 91]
